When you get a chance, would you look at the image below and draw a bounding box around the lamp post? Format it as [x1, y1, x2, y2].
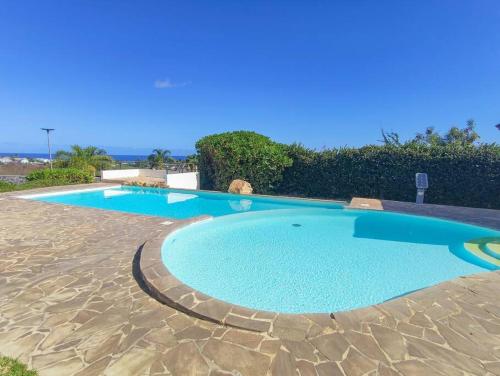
[41, 128, 55, 169]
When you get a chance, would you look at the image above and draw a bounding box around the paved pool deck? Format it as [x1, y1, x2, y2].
[1, 184, 500, 375]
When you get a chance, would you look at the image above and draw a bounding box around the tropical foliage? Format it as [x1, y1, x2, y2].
[55, 145, 114, 175]
[147, 149, 173, 169]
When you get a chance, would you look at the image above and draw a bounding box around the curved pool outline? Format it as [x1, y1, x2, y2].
[139, 206, 500, 332]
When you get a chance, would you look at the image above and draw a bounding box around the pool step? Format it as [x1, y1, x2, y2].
[464, 238, 500, 268]
[483, 240, 500, 259]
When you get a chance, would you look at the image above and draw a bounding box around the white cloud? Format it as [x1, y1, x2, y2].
[154, 78, 191, 89]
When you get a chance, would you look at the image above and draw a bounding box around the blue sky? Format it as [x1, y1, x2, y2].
[1, 0, 499, 155]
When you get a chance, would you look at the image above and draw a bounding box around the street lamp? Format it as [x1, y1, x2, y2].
[41, 128, 55, 169]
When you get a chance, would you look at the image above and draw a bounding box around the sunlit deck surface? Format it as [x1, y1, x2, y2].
[1, 184, 500, 376]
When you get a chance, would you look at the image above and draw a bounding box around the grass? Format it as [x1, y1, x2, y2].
[0, 356, 37, 376]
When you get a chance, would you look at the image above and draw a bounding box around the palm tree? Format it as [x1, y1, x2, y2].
[55, 145, 114, 175]
[147, 149, 172, 169]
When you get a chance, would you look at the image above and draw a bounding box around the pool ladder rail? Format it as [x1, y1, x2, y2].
[463, 238, 500, 268]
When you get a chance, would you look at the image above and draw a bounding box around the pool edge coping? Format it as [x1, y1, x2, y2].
[138, 215, 500, 333]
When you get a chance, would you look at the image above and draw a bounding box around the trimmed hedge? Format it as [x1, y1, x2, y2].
[26, 168, 94, 184]
[278, 143, 500, 209]
[196, 131, 292, 193]
[195, 131, 500, 209]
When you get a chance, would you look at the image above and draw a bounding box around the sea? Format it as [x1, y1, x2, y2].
[0, 152, 186, 161]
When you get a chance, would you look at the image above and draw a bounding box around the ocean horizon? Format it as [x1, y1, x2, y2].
[0, 152, 187, 161]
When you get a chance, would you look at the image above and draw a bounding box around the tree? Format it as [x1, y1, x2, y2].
[411, 120, 480, 147]
[380, 120, 483, 147]
[55, 145, 114, 175]
[379, 129, 401, 146]
[147, 149, 172, 169]
[412, 127, 444, 146]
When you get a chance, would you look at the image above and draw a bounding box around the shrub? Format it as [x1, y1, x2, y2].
[26, 168, 94, 184]
[196, 131, 292, 193]
[0, 181, 15, 192]
[278, 143, 500, 209]
[0, 355, 37, 376]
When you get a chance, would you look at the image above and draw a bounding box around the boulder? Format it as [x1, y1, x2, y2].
[228, 179, 253, 195]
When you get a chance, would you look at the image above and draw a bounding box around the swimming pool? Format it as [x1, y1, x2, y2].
[162, 208, 500, 313]
[29, 186, 343, 219]
[27, 185, 499, 314]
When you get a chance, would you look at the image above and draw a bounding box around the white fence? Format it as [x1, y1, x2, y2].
[101, 169, 199, 190]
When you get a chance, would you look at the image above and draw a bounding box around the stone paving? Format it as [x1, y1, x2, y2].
[1, 185, 500, 375]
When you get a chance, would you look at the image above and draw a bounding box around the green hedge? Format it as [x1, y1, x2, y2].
[196, 131, 292, 193]
[195, 131, 500, 209]
[278, 143, 500, 209]
[26, 168, 94, 184]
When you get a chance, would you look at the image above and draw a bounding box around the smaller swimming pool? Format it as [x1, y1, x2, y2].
[28, 186, 343, 219]
[162, 209, 499, 313]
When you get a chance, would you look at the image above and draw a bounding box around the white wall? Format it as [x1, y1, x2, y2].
[102, 169, 140, 180]
[167, 172, 199, 189]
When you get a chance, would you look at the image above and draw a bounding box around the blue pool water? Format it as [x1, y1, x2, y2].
[162, 209, 499, 313]
[32, 186, 343, 219]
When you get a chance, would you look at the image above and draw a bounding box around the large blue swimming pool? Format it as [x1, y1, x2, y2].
[31, 186, 343, 218]
[30, 185, 499, 313]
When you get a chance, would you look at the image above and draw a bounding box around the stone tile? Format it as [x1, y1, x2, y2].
[343, 330, 388, 363]
[260, 339, 282, 354]
[434, 321, 496, 360]
[39, 357, 84, 376]
[310, 333, 349, 361]
[222, 329, 263, 349]
[272, 315, 311, 341]
[282, 339, 317, 362]
[166, 314, 194, 331]
[377, 363, 401, 376]
[370, 324, 406, 361]
[104, 347, 158, 375]
[225, 314, 271, 332]
[484, 362, 500, 375]
[394, 360, 446, 375]
[403, 335, 486, 374]
[202, 339, 271, 376]
[396, 322, 424, 338]
[174, 325, 212, 340]
[32, 349, 78, 370]
[316, 361, 343, 376]
[270, 349, 296, 375]
[408, 312, 433, 328]
[340, 347, 377, 376]
[144, 327, 178, 348]
[84, 333, 122, 363]
[192, 300, 231, 322]
[164, 342, 209, 376]
[296, 360, 317, 376]
[74, 356, 112, 376]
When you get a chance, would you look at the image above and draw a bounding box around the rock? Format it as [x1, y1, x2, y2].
[228, 179, 253, 194]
